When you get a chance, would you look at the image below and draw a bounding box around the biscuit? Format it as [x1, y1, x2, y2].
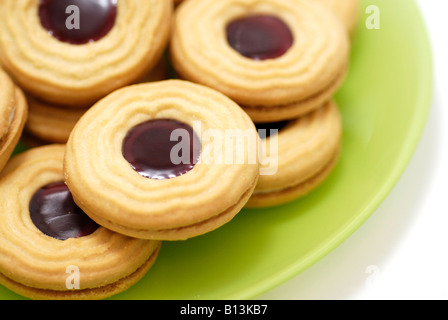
[0, 145, 161, 300]
[0, 0, 172, 107]
[0, 68, 28, 173]
[64, 80, 260, 240]
[246, 101, 341, 208]
[170, 0, 350, 122]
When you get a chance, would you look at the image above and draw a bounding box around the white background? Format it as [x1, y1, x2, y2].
[257, 0, 448, 300]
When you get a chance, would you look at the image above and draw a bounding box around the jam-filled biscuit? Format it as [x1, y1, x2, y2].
[317, 0, 360, 34]
[0, 0, 172, 107]
[64, 80, 260, 240]
[170, 0, 349, 123]
[0, 68, 28, 173]
[0, 145, 161, 300]
[246, 101, 341, 208]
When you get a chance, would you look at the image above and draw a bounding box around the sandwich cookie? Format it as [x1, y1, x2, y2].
[0, 145, 161, 300]
[0, 0, 172, 107]
[170, 0, 350, 122]
[246, 100, 342, 208]
[64, 80, 260, 240]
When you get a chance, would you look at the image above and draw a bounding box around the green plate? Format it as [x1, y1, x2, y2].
[1, 0, 432, 300]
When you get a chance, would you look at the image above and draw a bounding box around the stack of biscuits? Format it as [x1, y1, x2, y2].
[170, 0, 358, 207]
[0, 0, 359, 300]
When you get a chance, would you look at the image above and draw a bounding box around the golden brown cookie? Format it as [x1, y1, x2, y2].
[0, 0, 172, 107]
[0, 145, 161, 300]
[170, 0, 350, 123]
[317, 0, 360, 34]
[0, 68, 28, 173]
[246, 100, 342, 208]
[64, 80, 260, 241]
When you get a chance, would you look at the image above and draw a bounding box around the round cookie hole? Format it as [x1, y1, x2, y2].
[226, 14, 294, 60]
[122, 119, 202, 180]
[255, 120, 290, 139]
[29, 182, 100, 240]
[38, 0, 117, 45]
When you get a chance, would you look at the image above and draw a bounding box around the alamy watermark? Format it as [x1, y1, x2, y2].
[66, 265, 80, 290]
[64, 4, 382, 31]
[170, 120, 279, 176]
[65, 5, 81, 30]
[365, 5, 381, 30]
[365, 264, 381, 289]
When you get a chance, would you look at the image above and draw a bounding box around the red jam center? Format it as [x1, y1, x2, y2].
[226, 15, 294, 60]
[39, 0, 117, 45]
[29, 182, 99, 240]
[256, 121, 289, 139]
[122, 119, 201, 180]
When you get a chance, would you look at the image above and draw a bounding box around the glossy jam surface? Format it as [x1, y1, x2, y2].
[256, 121, 289, 139]
[30, 182, 99, 240]
[39, 0, 117, 44]
[122, 119, 201, 180]
[226, 15, 294, 60]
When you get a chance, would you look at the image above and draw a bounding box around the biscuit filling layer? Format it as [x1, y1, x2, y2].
[39, 0, 117, 45]
[122, 119, 201, 180]
[29, 182, 99, 240]
[226, 15, 294, 60]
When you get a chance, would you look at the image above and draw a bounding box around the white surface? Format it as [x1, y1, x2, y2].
[257, 0, 448, 300]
